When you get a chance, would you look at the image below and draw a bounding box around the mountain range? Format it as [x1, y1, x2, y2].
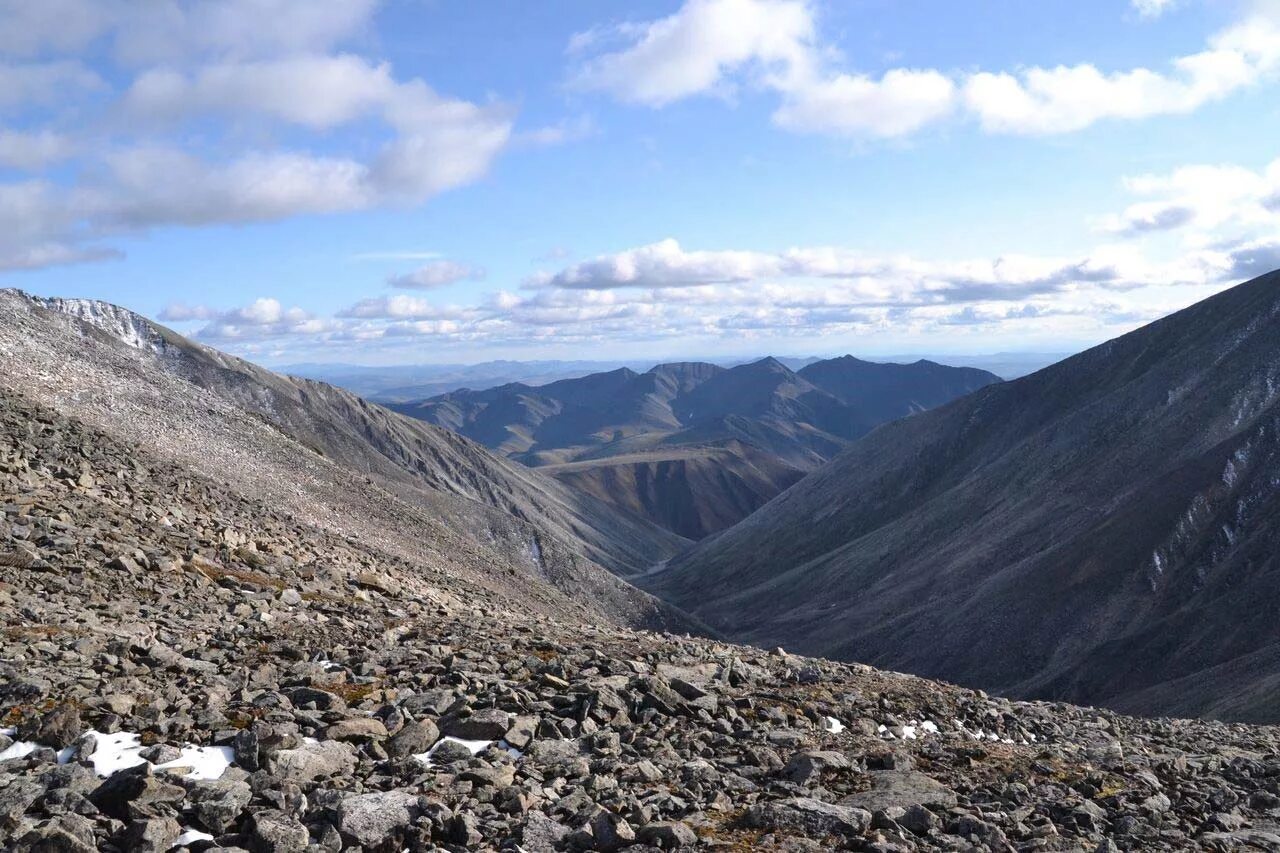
[6, 281, 1280, 850]
[648, 269, 1280, 722]
[392, 356, 999, 539]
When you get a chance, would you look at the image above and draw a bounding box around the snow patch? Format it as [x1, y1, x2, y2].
[822, 716, 845, 734]
[172, 829, 215, 848]
[2, 730, 232, 779]
[414, 736, 523, 768]
[30, 295, 167, 354]
[0, 740, 40, 762]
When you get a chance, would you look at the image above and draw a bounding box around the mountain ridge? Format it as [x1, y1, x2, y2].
[393, 354, 999, 538]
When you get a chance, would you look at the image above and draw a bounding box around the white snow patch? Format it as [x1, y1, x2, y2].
[877, 719, 937, 741]
[822, 716, 845, 734]
[172, 829, 215, 848]
[76, 732, 235, 778]
[0, 740, 40, 762]
[156, 745, 235, 781]
[0, 726, 15, 737]
[414, 737, 522, 768]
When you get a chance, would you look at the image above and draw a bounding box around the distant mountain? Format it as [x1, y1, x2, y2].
[0, 289, 697, 631]
[648, 270, 1280, 722]
[869, 352, 1072, 380]
[279, 359, 651, 403]
[394, 355, 999, 538]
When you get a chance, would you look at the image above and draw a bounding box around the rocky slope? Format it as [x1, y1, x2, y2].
[396, 357, 997, 537]
[0, 289, 693, 625]
[650, 270, 1280, 723]
[6, 388, 1280, 852]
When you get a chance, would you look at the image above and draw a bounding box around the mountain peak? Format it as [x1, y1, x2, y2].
[9, 289, 169, 354]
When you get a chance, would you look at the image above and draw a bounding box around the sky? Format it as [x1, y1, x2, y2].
[3, 0, 1280, 366]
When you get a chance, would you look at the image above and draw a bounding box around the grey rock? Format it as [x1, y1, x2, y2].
[747, 797, 871, 837]
[637, 820, 698, 847]
[443, 708, 510, 740]
[248, 809, 310, 853]
[336, 790, 418, 847]
[12, 814, 98, 852]
[122, 815, 181, 853]
[264, 741, 356, 784]
[387, 719, 439, 757]
[187, 779, 252, 834]
[840, 771, 958, 813]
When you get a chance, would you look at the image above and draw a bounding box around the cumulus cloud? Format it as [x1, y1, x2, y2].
[963, 16, 1280, 135]
[161, 297, 334, 341]
[1132, 0, 1178, 20]
[387, 260, 485, 290]
[338, 294, 477, 320]
[571, 0, 1280, 138]
[569, 0, 956, 138]
[0, 130, 75, 169]
[0, 0, 378, 64]
[1099, 158, 1280, 239]
[527, 238, 1139, 304]
[0, 0, 513, 272]
[0, 61, 104, 111]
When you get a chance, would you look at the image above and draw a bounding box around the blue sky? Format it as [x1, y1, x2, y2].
[3, 0, 1280, 365]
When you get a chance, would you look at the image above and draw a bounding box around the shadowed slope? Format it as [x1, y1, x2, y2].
[649, 270, 1280, 721]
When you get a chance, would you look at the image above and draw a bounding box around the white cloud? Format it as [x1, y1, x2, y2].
[0, 2, 513, 272]
[0, 130, 74, 169]
[113, 0, 378, 65]
[86, 147, 373, 227]
[572, 0, 1280, 139]
[121, 55, 397, 129]
[572, 0, 815, 107]
[964, 15, 1280, 134]
[772, 69, 956, 138]
[163, 297, 334, 340]
[339, 294, 476, 320]
[0, 0, 378, 64]
[569, 0, 955, 139]
[1132, 0, 1178, 20]
[527, 238, 1143, 303]
[388, 260, 485, 290]
[530, 238, 785, 289]
[1100, 158, 1280, 239]
[0, 61, 104, 111]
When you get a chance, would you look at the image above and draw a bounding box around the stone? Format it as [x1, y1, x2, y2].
[187, 779, 252, 833]
[17, 704, 82, 749]
[387, 719, 439, 757]
[504, 715, 538, 750]
[264, 740, 356, 784]
[840, 771, 958, 813]
[89, 765, 185, 820]
[747, 798, 872, 837]
[521, 811, 570, 853]
[443, 708, 511, 740]
[12, 814, 98, 852]
[121, 815, 181, 853]
[0, 777, 46, 828]
[637, 820, 698, 847]
[248, 809, 310, 853]
[336, 790, 418, 847]
[323, 717, 387, 742]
